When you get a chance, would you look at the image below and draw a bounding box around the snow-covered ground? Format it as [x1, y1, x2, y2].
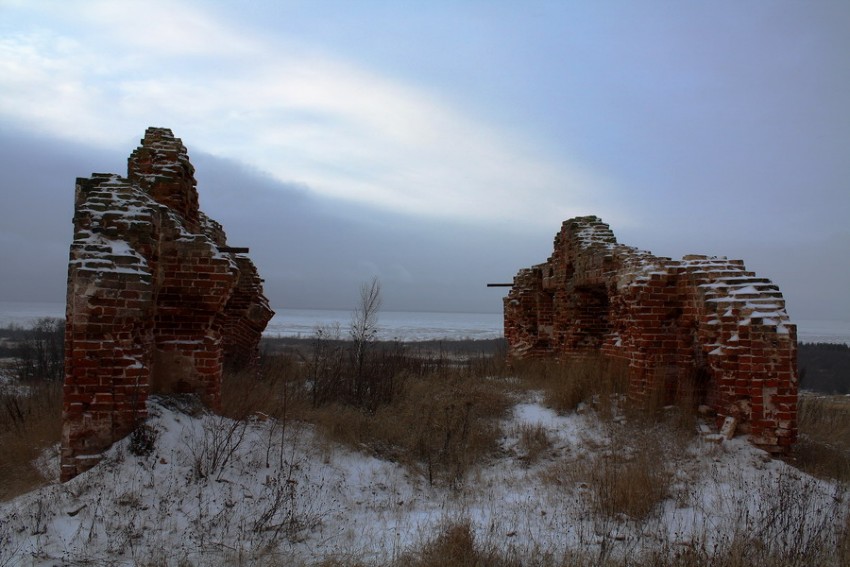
[0, 393, 846, 566]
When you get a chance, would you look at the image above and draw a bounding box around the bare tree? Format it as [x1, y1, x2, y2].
[10, 318, 64, 382]
[350, 277, 382, 404]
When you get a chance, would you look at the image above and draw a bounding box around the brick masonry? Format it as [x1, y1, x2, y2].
[61, 128, 274, 481]
[504, 216, 797, 453]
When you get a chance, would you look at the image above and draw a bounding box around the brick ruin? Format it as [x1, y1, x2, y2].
[504, 216, 797, 453]
[61, 127, 274, 481]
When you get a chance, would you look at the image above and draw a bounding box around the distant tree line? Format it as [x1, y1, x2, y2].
[0, 317, 847, 394]
[0, 317, 64, 382]
[799, 342, 850, 395]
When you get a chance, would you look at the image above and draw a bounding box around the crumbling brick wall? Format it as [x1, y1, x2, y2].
[504, 216, 797, 453]
[61, 128, 274, 481]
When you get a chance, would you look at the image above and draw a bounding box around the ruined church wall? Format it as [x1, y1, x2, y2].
[62, 128, 274, 481]
[504, 216, 797, 453]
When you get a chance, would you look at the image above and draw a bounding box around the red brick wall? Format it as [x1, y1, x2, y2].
[505, 216, 797, 453]
[127, 128, 200, 231]
[61, 128, 274, 481]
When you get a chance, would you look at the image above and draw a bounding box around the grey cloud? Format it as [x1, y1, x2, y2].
[194, 151, 543, 312]
[1, 128, 845, 320]
[0, 130, 544, 313]
[0, 129, 126, 301]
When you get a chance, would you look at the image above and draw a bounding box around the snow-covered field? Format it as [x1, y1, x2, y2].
[1, 392, 846, 566]
[263, 309, 505, 342]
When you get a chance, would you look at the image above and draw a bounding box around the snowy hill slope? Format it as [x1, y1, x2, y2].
[1, 393, 846, 566]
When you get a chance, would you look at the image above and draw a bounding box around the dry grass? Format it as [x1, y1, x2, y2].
[396, 520, 520, 567]
[216, 348, 848, 566]
[0, 380, 62, 501]
[221, 354, 306, 421]
[793, 393, 850, 483]
[513, 422, 556, 466]
[402, 521, 482, 567]
[512, 354, 629, 419]
[223, 349, 514, 487]
[588, 434, 671, 521]
[542, 425, 673, 521]
[513, 354, 694, 521]
[646, 514, 850, 567]
[305, 370, 513, 486]
[3, 339, 849, 567]
[395, 512, 850, 567]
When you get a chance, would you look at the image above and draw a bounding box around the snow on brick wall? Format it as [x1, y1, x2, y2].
[61, 128, 274, 482]
[503, 216, 797, 454]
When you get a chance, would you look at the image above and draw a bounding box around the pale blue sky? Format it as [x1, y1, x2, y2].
[1, 0, 848, 319]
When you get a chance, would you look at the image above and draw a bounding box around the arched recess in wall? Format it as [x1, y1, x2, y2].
[571, 283, 611, 350]
[537, 287, 555, 349]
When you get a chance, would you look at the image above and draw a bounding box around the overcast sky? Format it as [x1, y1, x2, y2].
[1, 0, 848, 319]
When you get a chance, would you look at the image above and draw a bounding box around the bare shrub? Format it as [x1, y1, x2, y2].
[658, 480, 850, 567]
[305, 335, 415, 412]
[227, 297, 513, 488]
[172, 374, 331, 552]
[251, 466, 313, 544]
[129, 423, 158, 457]
[292, 281, 418, 412]
[186, 413, 250, 481]
[350, 340, 414, 411]
[744, 468, 849, 565]
[304, 324, 347, 408]
[401, 380, 505, 486]
[466, 346, 511, 379]
[839, 510, 850, 566]
[0, 319, 64, 500]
